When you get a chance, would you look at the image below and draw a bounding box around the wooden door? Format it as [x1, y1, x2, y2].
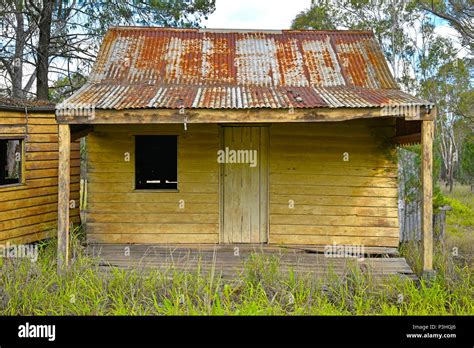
[221, 126, 268, 244]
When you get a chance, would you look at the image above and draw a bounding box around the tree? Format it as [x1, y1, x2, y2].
[417, 0, 473, 51]
[423, 56, 472, 192]
[290, 0, 473, 192]
[291, 0, 423, 91]
[460, 135, 474, 189]
[0, 0, 37, 99]
[35, 0, 54, 100]
[49, 71, 86, 102]
[0, 0, 216, 100]
[291, 0, 336, 30]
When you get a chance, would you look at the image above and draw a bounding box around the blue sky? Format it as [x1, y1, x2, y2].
[202, 1, 466, 58]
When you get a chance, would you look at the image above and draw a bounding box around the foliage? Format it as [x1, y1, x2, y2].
[291, 0, 336, 30]
[432, 185, 447, 209]
[0, 229, 472, 315]
[291, 0, 430, 92]
[429, 57, 473, 191]
[416, 0, 473, 51]
[442, 185, 474, 237]
[291, 0, 472, 192]
[444, 196, 473, 222]
[398, 147, 421, 206]
[0, 0, 216, 99]
[423, 57, 472, 116]
[460, 135, 474, 183]
[49, 72, 87, 102]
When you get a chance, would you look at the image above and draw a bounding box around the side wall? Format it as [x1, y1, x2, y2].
[0, 110, 80, 245]
[85, 124, 220, 244]
[86, 119, 398, 247]
[269, 119, 399, 247]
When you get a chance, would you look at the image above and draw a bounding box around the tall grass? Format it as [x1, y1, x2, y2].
[1, 233, 472, 315]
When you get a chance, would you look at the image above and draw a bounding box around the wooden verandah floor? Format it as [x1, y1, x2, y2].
[86, 244, 417, 281]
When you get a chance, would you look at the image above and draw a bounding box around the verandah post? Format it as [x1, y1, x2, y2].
[57, 123, 71, 274]
[422, 112, 435, 275]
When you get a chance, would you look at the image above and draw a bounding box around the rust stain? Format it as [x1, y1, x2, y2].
[274, 38, 307, 87]
[64, 27, 429, 110]
[201, 36, 234, 84]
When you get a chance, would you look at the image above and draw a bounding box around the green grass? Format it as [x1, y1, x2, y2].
[441, 184, 474, 270]
[0, 236, 472, 315]
[1, 185, 472, 315]
[442, 184, 474, 237]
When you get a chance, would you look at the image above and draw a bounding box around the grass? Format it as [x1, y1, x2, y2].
[0, 237, 472, 315]
[0, 185, 472, 316]
[441, 184, 474, 268]
[444, 185, 474, 234]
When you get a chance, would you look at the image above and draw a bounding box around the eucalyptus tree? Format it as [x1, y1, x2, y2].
[0, 0, 216, 100]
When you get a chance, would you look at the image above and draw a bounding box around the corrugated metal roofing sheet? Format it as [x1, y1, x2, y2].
[62, 27, 431, 110]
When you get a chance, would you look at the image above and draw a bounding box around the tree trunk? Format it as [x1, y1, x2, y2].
[440, 163, 446, 182]
[36, 0, 53, 101]
[448, 167, 454, 193]
[11, 1, 25, 99]
[6, 140, 18, 177]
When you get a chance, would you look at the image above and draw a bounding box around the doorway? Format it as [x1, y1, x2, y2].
[220, 126, 268, 244]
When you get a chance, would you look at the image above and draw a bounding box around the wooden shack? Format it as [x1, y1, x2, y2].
[0, 99, 80, 245]
[56, 27, 435, 272]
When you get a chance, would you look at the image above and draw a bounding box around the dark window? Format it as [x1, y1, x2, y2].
[0, 139, 22, 186]
[135, 136, 178, 190]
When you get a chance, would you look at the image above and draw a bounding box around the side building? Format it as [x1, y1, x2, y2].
[0, 99, 80, 245]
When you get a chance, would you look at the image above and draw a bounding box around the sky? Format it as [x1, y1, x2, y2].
[2, 0, 467, 95]
[203, 0, 466, 58]
[203, 0, 313, 29]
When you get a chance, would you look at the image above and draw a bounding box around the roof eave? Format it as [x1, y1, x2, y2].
[0, 104, 56, 112]
[56, 105, 435, 125]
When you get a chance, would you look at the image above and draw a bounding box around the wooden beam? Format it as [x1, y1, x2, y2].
[391, 133, 421, 145]
[70, 125, 93, 141]
[56, 106, 434, 124]
[57, 124, 71, 273]
[422, 118, 434, 273]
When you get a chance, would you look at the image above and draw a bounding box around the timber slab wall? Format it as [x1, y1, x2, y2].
[85, 118, 399, 247]
[0, 109, 80, 244]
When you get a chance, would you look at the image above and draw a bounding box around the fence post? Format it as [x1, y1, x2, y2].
[434, 206, 452, 253]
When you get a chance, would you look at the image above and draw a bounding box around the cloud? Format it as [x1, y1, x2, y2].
[204, 0, 312, 29]
[434, 25, 469, 58]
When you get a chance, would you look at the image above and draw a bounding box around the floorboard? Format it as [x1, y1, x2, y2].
[85, 244, 416, 280]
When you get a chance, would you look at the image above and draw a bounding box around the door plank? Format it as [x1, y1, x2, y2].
[222, 127, 268, 244]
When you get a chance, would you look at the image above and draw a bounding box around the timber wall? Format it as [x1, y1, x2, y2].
[0, 109, 80, 245]
[85, 119, 398, 247]
[86, 124, 220, 244]
[269, 119, 399, 247]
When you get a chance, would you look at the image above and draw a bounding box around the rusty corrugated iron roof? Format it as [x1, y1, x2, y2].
[0, 97, 55, 110]
[62, 27, 431, 110]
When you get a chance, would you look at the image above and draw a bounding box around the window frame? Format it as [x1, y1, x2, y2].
[133, 134, 179, 192]
[0, 136, 25, 189]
